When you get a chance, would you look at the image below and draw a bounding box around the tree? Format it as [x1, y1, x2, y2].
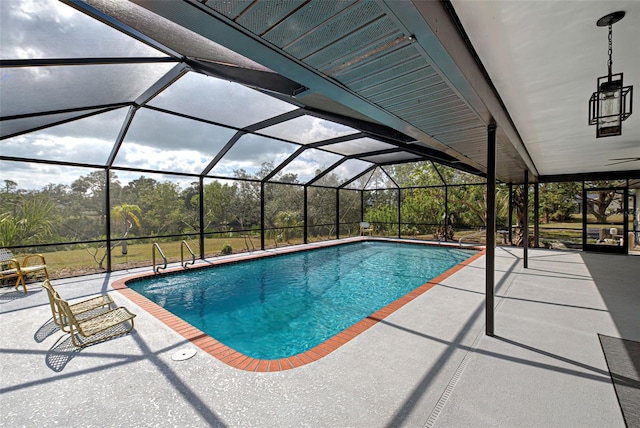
[231, 170, 261, 231]
[586, 190, 618, 223]
[121, 177, 192, 237]
[308, 173, 340, 238]
[365, 199, 398, 235]
[2, 180, 17, 194]
[338, 188, 361, 234]
[139, 182, 184, 236]
[449, 185, 487, 228]
[202, 180, 236, 232]
[0, 194, 56, 247]
[70, 170, 121, 225]
[400, 162, 445, 187]
[111, 203, 142, 255]
[539, 182, 580, 223]
[511, 184, 536, 247]
[0, 179, 21, 218]
[400, 186, 445, 235]
[264, 182, 303, 232]
[274, 210, 302, 243]
[121, 176, 157, 207]
[83, 203, 142, 269]
[362, 167, 399, 235]
[179, 181, 201, 233]
[583, 180, 627, 224]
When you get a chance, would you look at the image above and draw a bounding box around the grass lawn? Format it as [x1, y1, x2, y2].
[14, 234, 353, 280]
[13, 236, 263, 279]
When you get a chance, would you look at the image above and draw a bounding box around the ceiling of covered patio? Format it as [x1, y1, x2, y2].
[1, 0, 638, 186]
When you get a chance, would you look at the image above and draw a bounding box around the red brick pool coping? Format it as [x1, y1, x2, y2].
[112, 239, 485, 372]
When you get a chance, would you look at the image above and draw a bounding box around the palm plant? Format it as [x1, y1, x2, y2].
[111, 204, 142, 255]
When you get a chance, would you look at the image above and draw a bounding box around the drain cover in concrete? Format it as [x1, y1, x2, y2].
[171, 348, 196, 361]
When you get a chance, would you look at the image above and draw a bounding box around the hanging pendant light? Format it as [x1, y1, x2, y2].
[588, 11, 633, 138]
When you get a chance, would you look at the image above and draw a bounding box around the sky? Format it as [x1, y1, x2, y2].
[0, 0, 375, 191]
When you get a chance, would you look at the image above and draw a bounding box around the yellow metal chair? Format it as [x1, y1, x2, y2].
[360, 222, 374, 236]
[42, 279, 114, 332]
[54, 292, 136, 348]
[0, 248, 49, 293]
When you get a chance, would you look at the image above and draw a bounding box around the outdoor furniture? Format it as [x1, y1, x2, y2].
[54, 293, 136, 348]
[42, 279, 114, 332]
[0, 248, 49, 293]
[360, 222, 373, 236]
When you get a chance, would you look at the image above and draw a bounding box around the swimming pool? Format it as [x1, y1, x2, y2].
[123, 240, 479, 365]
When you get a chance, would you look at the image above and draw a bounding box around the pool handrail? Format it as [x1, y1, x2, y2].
[180, 240, 195, 268]
[152, 243, 167, 273]
[458, 229, 486, 247]
[243, 234, 255, 253]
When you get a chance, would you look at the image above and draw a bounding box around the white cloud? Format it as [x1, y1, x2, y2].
[276, 149, 341, 182]
[208, 133, 299, 178]
[123, 107, 237, 152]
[261, 116, 358, 144]
[13, 45, 44, 59]
[114, 170, 195, 190]
[114, 143, 210, 174]
[0, 0, 163, 59]
[0, 160, 100, 190]
[331, 159, 372, 182]
[2, 134, 112, 164]
[150, 72, 297, 128]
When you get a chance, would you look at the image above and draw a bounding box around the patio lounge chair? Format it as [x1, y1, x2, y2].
[42, 279, 114, 332]
[360, 222, 373, 236]
[54, 293, 136, 348]
[0, 248, 49, 293]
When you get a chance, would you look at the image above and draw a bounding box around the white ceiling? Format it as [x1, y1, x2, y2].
[451, 0, 640, 178]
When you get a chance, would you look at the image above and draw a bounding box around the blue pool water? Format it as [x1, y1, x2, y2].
[128, 241, 475, 359]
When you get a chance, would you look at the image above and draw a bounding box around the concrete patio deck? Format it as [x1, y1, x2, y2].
[1, 245, 638, 427]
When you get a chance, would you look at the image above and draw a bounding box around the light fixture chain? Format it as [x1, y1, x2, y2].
[607, 23, 613, 77]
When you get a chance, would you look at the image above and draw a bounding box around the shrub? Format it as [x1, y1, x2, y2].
[221, 243, 232, 255]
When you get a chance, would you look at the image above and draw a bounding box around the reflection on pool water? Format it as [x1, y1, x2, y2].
[128, 241, 476, 359]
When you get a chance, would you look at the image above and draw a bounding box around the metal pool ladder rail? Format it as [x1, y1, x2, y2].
[243, 234, 255, 253]
[458, 229, 486, 247]
[180, 240, 195, 268]
[152, 243, 167, 273]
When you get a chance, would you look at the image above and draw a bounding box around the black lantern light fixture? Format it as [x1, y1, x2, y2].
[588, 11, 633, 138]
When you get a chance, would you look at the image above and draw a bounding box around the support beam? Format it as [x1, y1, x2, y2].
[263, 146, 306, 182]
[306, 158, 348, 186]
[339, 165, 376, 190]
[444, 185, 449, 242]
[303, 186, 308, 244]
[105, 168, 112, 272]
[335, 189, 340, 240]
[486, 124, 496, 337]
[198, 176, 205, 259]
[397, 189, 401, 238]
[508, 183, 513, 244]
[260, 183, 265, 250]
[523, 171, 529, 269]
[534, 182, 539, 248]
[201, 131, 245, 176]
[187, 58, 307, 97]
[107, 106, 137, 167]
[581, 181, 587, 250]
